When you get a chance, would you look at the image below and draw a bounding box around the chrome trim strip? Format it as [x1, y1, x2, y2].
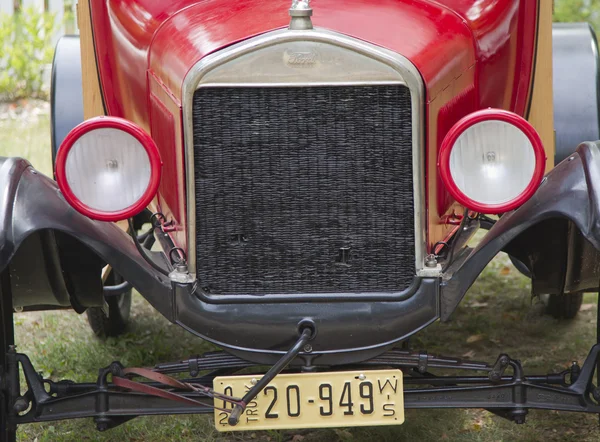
[197, 81, 407, 88]
[182, 28, 428, 281]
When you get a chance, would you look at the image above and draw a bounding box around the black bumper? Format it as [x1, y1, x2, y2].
[0, 157, 439, 365]
[4, 142, 600, 364]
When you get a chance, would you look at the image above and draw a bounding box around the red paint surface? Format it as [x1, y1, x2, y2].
[149, 91, 179, 218]
[435, 85, 478, 216]
[88, 0, 539, 250]
[438, 109, 546, 214]
[437, 0, 538, 115]
[55, 116, 163, 222]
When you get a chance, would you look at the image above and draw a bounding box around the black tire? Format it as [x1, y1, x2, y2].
[50, 35, 83, 171]
[86, 271, 132, 337]
[545, 292, 584, 320]
[0, 270, 17, 442]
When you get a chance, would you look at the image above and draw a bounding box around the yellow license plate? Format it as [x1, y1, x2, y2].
[213, 369, 404, 431]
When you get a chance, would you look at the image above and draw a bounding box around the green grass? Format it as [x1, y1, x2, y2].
[0, 110, 52, 177]
[2, 111, 600, 441]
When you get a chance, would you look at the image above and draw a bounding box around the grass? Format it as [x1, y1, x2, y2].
[2, 110, 600, 441]
[0, 105, 52, 177]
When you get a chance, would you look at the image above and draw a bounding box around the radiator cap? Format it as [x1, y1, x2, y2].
[289, 0, 313, 30]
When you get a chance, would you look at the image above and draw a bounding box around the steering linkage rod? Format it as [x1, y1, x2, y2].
[228, 327, 314, 426]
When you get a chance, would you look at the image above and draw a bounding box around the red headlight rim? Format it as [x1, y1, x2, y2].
[55, 117, 162, 222]
[438, 109, 546, 214]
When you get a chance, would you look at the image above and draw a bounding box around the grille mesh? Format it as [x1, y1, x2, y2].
[192, 85, 415, 295]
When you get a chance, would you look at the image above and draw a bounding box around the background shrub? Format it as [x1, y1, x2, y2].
[0, 7, 56, 102]
[555, 0, 600, 30]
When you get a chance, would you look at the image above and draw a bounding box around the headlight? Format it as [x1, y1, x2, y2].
[55, 117, 162, 221]
[438, 109, 546, 214]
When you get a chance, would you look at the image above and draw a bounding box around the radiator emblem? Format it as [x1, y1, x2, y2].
[284, 50, 318, 67]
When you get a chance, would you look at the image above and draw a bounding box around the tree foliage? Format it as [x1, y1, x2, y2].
[554, 0, 600, 30]
[0, 8, 56, 102]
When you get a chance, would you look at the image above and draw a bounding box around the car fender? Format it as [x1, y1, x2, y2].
[0, 157, 173, 318]
[442, 141, 600, 320]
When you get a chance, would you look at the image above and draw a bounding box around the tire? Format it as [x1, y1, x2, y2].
[86, 271, 132, 337]
[545, 292, 584, 320]
[0, 270, 16, 442]
[50, 35, 83, 170]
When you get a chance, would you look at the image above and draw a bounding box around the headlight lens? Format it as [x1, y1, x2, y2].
[55, 117, 162, 221]
[439, 109, 546, 214]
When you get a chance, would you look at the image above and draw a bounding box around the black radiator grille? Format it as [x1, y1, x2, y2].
[192, 85, 415, 295]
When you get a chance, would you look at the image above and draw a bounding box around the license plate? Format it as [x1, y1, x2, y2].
[213, 369, 404, 431]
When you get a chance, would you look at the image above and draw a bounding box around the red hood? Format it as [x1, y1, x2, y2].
[148, 0, 474, 103]
[92, 0, 536, 124]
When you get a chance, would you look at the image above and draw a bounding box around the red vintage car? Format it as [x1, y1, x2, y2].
[1, 0, 600, 438]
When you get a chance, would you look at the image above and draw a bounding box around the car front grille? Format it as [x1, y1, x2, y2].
[192, 85, 415, 295]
